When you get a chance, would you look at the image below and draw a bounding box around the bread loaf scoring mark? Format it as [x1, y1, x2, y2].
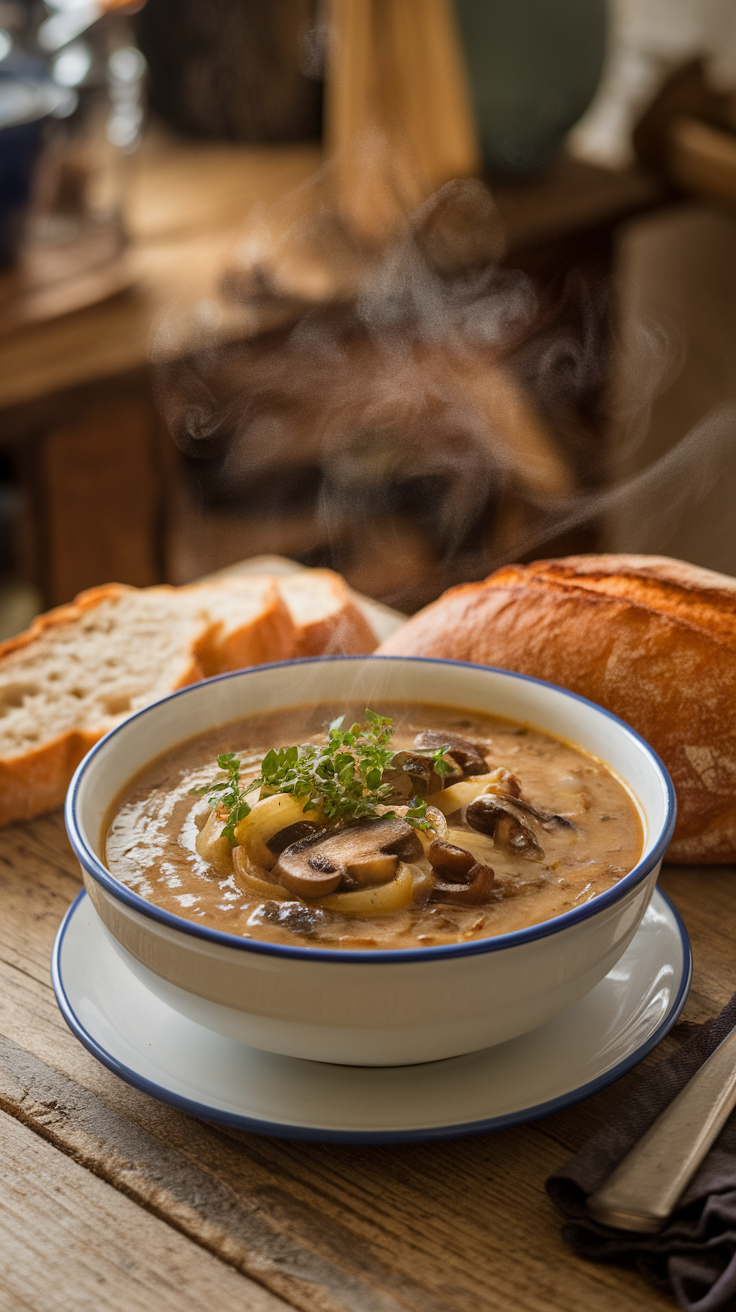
[517, 556, 736, 646]
[468, 559, 736, 649]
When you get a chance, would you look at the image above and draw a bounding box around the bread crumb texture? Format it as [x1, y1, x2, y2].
[379, 553, 736, 863]
[0, 585, 207, 756]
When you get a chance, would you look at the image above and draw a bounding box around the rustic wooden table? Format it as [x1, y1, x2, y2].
[0, 806, 729, 1312]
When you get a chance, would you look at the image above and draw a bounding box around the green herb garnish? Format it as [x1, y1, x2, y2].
[191, 709, 455, 844]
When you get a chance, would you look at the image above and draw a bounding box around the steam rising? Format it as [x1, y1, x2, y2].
[152, 173, 736, 606]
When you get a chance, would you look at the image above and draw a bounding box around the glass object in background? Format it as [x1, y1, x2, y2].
[0, 0, 146, 324]
[0, 56, 64, 266]
[453, 0, 607, 178]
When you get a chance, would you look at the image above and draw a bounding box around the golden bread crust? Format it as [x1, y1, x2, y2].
[279, 570, 378, 657]
[0, 583, 135, 663]
[186, 578, 296, 676]
[292, 596, 378, 658]
[0, 730, 101, 826]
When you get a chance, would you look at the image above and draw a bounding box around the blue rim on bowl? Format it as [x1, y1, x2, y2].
[50, 885, 692, 1143]
[64, 655, 678, 966]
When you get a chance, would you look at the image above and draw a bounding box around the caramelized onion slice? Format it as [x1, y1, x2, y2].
[409, 863, 435, 903]
[234, 793, 324, 870]
[315, 861, 416, 916]
[232, 846, 291, 900]
[427, 774, 502, 816]
[195, 808, 233, 874]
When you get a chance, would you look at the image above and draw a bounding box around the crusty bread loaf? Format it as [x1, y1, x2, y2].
[378, 554, 736, 864]
[0, 569, 378, 827]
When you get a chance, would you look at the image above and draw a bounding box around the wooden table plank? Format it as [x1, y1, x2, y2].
[0, 811, 725, 1311]
[0, 1108, 288, 1312]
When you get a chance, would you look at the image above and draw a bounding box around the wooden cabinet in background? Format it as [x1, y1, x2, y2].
[8, 376, 167, 607]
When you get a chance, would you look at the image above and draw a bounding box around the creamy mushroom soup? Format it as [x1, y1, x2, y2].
[105, 702, 644, 950]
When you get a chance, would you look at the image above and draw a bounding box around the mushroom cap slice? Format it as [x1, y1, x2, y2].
[265, 819, 324, 856]
[273, 815, 423, 899]
[465, 794, 543, 860]
[414, 730, 488, 776]
[382, 752, 437, 799]
[253, 900, 330, 937]
[432, 861, 495, 905]
[273, 833, 342, 898]
[505, 793, 575, 830]
[426, 838, 476, 882]
[344, 853, 399, 885]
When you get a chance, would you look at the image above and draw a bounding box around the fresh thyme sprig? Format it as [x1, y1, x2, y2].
[190, 751, 253, 844]
[191, 709, 455, 844]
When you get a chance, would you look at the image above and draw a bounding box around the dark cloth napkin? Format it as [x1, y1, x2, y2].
[546, 990, 736, 1312]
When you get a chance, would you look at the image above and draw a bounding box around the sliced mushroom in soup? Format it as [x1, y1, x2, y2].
[104, 701, 644, 950]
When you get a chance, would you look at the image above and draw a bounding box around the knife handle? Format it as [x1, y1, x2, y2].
[586, 1024, 736, 1232]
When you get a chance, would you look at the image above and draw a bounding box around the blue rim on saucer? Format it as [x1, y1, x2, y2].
[65, 655, 678, 966]
[51, 886, 691, 1144]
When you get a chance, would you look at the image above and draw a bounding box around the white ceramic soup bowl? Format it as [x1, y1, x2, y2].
[66, 656, 675, 1066]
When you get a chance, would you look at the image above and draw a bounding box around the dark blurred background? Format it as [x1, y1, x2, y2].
[1, 0, 735, 629]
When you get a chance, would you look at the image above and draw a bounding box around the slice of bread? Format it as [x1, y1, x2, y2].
[0, 583, 213, 826]
[188, 575, 296, 675]
[278, 569, 378, 657]
[0, 567, 378, 827]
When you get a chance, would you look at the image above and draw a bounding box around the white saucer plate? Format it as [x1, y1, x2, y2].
[52, 887, 691, 1144]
